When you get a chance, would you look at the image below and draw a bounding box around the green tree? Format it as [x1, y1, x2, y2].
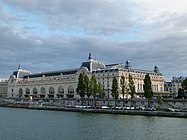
[90, 75, 97, 98]
[128, 74, 136, 107]
[143, 74, 153, 107]
[89, 75, 98, 106]
[120, 75, 128, 107]
[76, 73, 86, 105]
[157, 95, 162, 109]
[177, 88, 184, 99]
[84, 75, 90, 97]
[97, 82, 103, 98]
[84, 75, 90, 105]
[181, 79, 187, 99]
[111, 77, 119, 107]
[97, 82, 103, 106]
[182, 78, 187, 90]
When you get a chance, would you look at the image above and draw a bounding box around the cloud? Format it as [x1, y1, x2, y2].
[2, 0, 135, 35]
[1, 0, 187, 81]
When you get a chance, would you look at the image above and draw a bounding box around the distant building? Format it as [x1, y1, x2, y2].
[171, 76, 187, 94]
[164, 81, 172, 93]
[7, 54, 164, 99]
[0, 79, 8, 98]
[164, 76, 187, 98]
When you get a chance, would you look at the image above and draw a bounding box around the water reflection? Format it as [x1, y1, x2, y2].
[0, 107, 186, 140]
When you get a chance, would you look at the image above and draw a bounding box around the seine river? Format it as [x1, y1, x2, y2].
[0, 107, 186, 140]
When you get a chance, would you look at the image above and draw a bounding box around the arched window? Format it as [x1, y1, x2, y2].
[26, 88, 30, 94]
[58, 86, 64, 94]
[49, 87, 55, 94]
[33, 87, 37, 94]
[68, 86, 74, 94]
[40, 87, 46, 94]
[138, 84, 139, 90]
[19, 88, 23, 95]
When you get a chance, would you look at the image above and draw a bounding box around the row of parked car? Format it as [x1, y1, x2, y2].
[66, 105, 157, 111]
[165, 108, 187, 112]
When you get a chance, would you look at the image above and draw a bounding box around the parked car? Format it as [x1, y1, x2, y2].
[101, 106, 109, 109]
[165, 108, 175, 112]
[95, 106, 102, 109]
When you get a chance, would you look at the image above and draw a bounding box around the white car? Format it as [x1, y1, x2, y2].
[101, 106, 109, 109]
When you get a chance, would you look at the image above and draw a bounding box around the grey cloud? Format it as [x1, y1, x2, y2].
[1, 0, 187, 81]
[1, 24, 187, 81]
[142, 12, 187, 40]
[3, 0, 134, 35]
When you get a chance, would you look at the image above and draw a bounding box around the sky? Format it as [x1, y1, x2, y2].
[1, 0, 187, 81]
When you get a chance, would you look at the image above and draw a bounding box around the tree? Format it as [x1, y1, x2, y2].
[84, 75, 90, 105]
[84, 75, 90, 98]
[157, 95, 162, 109]
[111, 77, 119, 107]
[89, 75, 98, 106]
[181, 79, 187, 99]
[120, 75, 128, 107]
[182, 78, 187, 90]
[143, 74, 153, 107]
[128, 74, 136, 107]
[177, 88, 185, 99]
[76, 73, 86, 105]
[97, 82, 103, 106]
[128, 74, 136, 98]
[97, 82, 103, 98]
[90, 75, 97, 98]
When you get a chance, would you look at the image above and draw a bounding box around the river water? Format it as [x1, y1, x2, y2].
[0, 107, 186, 140]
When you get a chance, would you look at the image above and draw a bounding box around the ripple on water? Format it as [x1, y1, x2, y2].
[0, 107, 186, 140]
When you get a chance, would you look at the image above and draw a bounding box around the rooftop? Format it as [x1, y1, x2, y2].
[23, 68, 79, 78]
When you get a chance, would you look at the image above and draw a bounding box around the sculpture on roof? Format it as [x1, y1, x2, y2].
[18, 64, 21, 70]
[125, 60, 131, 70]
[88, 53, 92, 60]
[154, 65, 159, 73]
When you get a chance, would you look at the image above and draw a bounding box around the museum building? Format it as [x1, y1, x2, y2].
[7, 54, 164, 99]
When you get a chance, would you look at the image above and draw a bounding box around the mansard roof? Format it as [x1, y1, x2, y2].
[132, 68, 162, 76]
[92, 67, 162, 76]
[23, 68, 79, 78]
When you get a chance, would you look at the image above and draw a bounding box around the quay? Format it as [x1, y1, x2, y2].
[27, 105, 187, 118]
[1, 98, 187, 118]
[1, 102, 186, 118]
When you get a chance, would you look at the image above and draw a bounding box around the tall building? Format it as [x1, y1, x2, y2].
[7, 54, 164, 99]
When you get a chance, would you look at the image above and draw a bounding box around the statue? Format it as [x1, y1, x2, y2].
[88, 53, 92, 60]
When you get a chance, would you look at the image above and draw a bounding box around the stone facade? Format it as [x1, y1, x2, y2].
[0, 79, 8, 98]
[164, 81, 172, 93]
[93, 62, 164, 98]
[164, 76, 187, 95]
[7, 54, 164, 99]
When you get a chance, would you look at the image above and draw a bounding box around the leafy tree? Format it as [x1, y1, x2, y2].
[143, 74, 153, 107]
[182, 78, 187, 90]
[97, 82, 103, 106]
[84, 75, 90, 105]
[77, 73, 86, 105]
[157, 95, 162, 109]
[111, 77, 119, 107]
[120, 75, 128, 107]
[89, 75, 98, 106]
[177, 88, 185, 99]
[128, 74, 136, 107]
[90, 75, 97, 98]
[97, 82, 103, 98]
[84, 75, 90, 98]
[181, 79, 187, 99]
[128, 74, 136, 98]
